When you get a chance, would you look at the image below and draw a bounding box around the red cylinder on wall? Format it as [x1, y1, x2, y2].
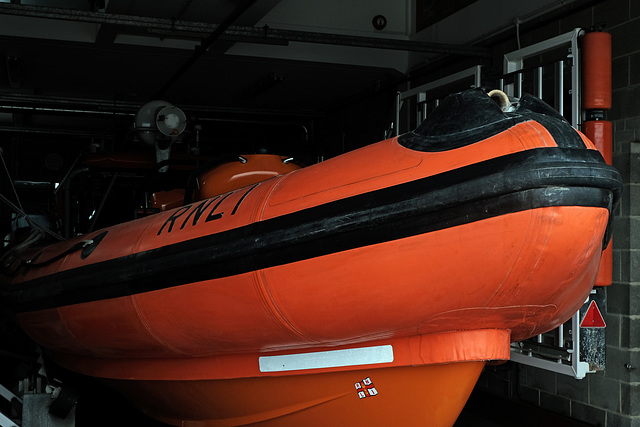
[584, 120, 613, 286]
[584, 120, 613, 164]
[582, 31, 612, 110]
[583, 29, 614, 287]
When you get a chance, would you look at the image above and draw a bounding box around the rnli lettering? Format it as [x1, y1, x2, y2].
[180, 198, 216, 230]
[157, 184, 259, 236]
[205, 193, 232, 222]
[157, 205, 192, 235]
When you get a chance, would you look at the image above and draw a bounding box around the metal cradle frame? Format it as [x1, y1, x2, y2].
[395, 28, 602, 379]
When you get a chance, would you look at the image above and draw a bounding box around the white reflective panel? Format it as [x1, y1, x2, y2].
[259, 345, 394, 372]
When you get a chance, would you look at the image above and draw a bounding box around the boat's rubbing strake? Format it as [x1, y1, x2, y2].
[4, 145, 621, 313]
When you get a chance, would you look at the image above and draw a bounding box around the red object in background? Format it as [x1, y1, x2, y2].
[196, 154, 302, 200]
[583, 31, 612, 110]
[583, 121, 613, 286]
[584, 120, 613, 164]
[583, 29, 614, 287]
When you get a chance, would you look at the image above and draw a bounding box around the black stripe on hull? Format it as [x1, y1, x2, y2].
[3, 147, 621, 312]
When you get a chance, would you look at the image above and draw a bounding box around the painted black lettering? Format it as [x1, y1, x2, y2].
[232, 183, 259, 215]
[205, 193, 232, 222]
[180, 198, 217, 229]
[157, 205, 192, 235]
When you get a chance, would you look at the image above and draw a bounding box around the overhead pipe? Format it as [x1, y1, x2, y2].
[0, 93, 321, 119]
[225, 25, 491, 57]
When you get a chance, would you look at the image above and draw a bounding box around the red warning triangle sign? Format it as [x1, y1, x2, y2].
[580, 300, 606, 328]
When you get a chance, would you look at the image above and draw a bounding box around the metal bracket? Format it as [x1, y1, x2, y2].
[511, 288, 606, 379]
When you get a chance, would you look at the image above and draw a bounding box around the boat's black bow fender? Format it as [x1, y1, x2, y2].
[399, 88, 621, 247]
[399, 88, 585, 151]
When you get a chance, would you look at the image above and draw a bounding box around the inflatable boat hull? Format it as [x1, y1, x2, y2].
[1, 90, 622, 426]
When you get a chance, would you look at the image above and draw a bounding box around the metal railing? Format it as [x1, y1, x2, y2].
[393, 65, 482, 137]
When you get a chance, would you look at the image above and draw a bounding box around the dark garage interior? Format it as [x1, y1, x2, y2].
[0, 1, 638, 426]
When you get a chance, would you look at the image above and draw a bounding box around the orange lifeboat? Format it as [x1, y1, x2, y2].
[0, 89, 621, 426]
